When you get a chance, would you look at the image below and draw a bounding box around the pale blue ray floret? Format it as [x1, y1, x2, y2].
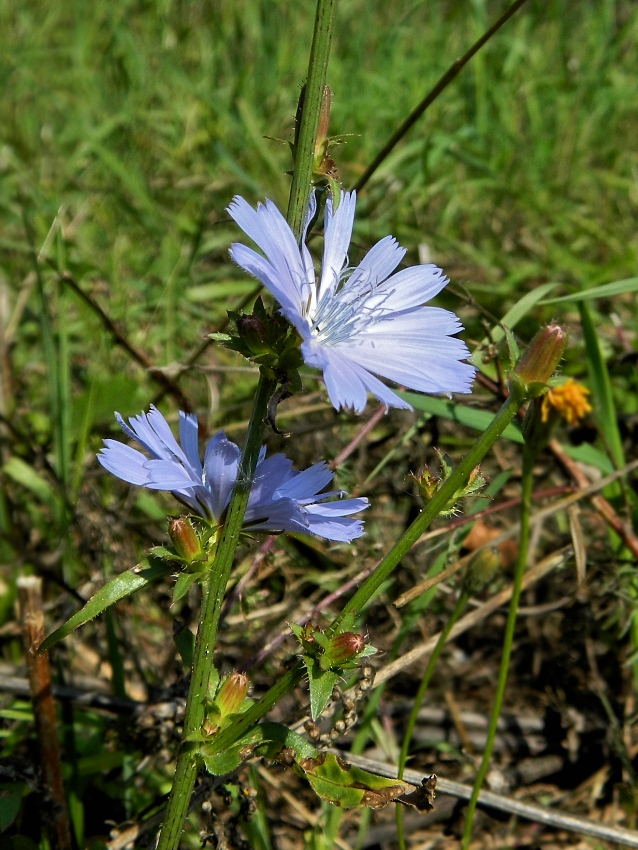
[228, 191, 476, 413]
[97, 406, 368, 542]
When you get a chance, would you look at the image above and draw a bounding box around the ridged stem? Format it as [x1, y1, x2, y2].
[156, 373, 275, 850]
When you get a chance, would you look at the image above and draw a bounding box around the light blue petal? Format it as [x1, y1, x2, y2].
[144, 459, 200, 490]
[97, 441, 151, 485]
[145, 406, 193, 469]
[302, 341, 369, 413]
[304, 511, 366, 542]
[371, 265, 449, 311]
[244, 497, 308, 533]
[250, 454, 295, 505]
[274, 461, 334, 499]
[179, 412, 203, 479]
[343, 333, 475, 394]
[227, 197, 306, 307]
[319, 191, 357, 302]
[229, 243, 304, 323]
[202, 432, 241, 522]
[305, 498, 370, 516]
[354, 235, 406, 287]
[115, 410, 168, 459]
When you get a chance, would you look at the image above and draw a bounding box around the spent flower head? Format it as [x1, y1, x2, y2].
[228, 191, 475, 413]
[98, 406, 368, 542]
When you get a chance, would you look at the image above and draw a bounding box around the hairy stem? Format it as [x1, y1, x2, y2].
[156, 373, 275, 850]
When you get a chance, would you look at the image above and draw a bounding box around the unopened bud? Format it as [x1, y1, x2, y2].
[324, 632, 366, 667]
[463, 547, 501, 595]
[514, 324, 567, 388]
[169, 518, 201, 561]
[216, 672, 249, 717]
[237, 314, 270, 356]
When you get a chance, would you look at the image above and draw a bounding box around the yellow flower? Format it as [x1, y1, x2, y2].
[541, 379, 592, 425]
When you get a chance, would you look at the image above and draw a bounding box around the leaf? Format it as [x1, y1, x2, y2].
[39, 558, 174, 652]
[562, 442, 614, 475]
[579, 302, 625, 469]
[198, 720, 316, 776]
[540, 276, 638, 304]
[0, 782, 26, 831]
[305, 656, 341, 720]
[297, 752, 416, 810]
[397, 775, 437, 811]
[199, 744, 246, 776]
[3, 457, 59, 510]
[398, 394, 524, 444]
[172, 570, 204, 603]
[173, 623, 195, 668]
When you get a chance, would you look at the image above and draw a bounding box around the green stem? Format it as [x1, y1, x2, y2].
[157, 372, 275, 850]
[460, 449, 535, 847]
[156, 1, 338, 840]
[286, 0, 337, 239]
[396, 590, 470, 850]
[331, 385, 526, 632]
[205, 385, 528, 757]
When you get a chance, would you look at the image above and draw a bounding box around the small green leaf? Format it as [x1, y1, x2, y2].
[173, 623, 195, 668]
[198, 720, 316, 776]
[172, 570, 204, 603]
[306, 656, 341, 720]
[0, 782, 26, 831]
[39, 558, 174, 652]
[199, 744, 245, 776]
[579, 302, 625, 470]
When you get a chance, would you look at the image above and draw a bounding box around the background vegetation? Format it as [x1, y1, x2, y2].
[1, 0, 637, 847]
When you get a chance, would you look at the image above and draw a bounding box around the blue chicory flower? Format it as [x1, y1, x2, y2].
[97, 406, 368, 542]
[228, 191, 476, 413]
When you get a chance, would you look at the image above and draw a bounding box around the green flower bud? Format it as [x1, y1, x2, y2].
[168, 518, 202, 561]
[322, 632, 366, 670]
[514, 324, 567, 389]
[236, 314, 271, 356]
[215, 672, 249, 718]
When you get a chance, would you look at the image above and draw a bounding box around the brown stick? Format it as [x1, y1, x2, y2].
[549, 438, 638, 559]
[17, 576, 73, 850]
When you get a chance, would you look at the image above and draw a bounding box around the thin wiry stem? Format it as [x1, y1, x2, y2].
[460, 449, 534, 847]
[354, 0, 530, 192]
[396, 590, 469, 850]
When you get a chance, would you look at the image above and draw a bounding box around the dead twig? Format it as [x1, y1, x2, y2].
[18, 576, 73, 850]
[331, 750, 638, 848]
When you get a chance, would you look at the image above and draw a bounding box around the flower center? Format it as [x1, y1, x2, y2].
[305, 268, 392, 346]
